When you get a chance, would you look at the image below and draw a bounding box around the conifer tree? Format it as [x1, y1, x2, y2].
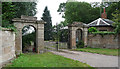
[42, 6, 53, 40]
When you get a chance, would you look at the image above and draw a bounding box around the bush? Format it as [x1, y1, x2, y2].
[76, 40, 84, 48]
[88, 27, 98, 33]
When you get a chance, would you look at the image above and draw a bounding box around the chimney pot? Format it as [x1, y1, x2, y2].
[101, 8, 107, 19]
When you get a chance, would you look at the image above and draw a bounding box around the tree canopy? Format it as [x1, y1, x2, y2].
[41, 6, 53, 41]
[2, 2, 37, 27]
[106, 2, 119, 19]
[112, 10, 120, 34]
[58, 2, 100, 24]
[57, 2, 120, 25]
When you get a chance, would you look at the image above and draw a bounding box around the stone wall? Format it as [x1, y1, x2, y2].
[95, 26, 114, 32]
[44, 41, 68, 49]
[88, 34, 119, 49]
[0, 29, 16, 67]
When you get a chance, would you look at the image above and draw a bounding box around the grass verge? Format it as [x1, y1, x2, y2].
[72, 48, 119, 56]
[6, 52, 94, 68]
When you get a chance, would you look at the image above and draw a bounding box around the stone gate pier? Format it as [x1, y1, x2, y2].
[68, 22, 88, 49]
[12, 15, 45, 55]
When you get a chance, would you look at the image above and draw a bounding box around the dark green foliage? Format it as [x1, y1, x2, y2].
[88, 27, 98, 33]
[65, 2, 92, 24]
[52, 23, 69, 42]
[59, 29, 68, 42]
[89, 27, 116, 37]
[76, 40, 84, 48]
[5, 24, 17, 33]
[106, 2, 119, 20]
[57, 3, 66, 15]
[0, 24, 17, 33]
[52, 24, 60, 41]
[12, 2, 37, 18]
[0, 27, 2, 30]
[22, 32, 36, 49]
[41, 6, 53, 41]
[112, 10, 120, 34]
[2, 2, 37, 27]
[22, 26, 36, 51]
[114, 23, 120, 34]
[57, 2, 119, 25]
[58, 2, 100, 24]
[2, 2, 16, 27]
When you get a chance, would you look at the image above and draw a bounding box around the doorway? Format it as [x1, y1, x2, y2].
[22, 25, 36, 53]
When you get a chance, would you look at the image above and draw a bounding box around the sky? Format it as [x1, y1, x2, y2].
[35, 0, 102, 26]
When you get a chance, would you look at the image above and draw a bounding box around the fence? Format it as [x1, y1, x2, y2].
[44, 41, 68, 51]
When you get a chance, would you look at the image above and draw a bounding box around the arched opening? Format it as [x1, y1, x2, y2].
[76, 29, 84, 48]
[22, 25, 37, 53]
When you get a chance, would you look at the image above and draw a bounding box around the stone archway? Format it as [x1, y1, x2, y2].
[76, 29, 83, 42]
[22, 25, 37, 53]
[68, 22, 88, 49]
[76, 29, 85, 48]
[12, 15, 45, 55]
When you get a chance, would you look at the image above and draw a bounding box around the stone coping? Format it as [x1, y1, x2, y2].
[21, 15, 37, 20]
[12, 18, 46, 24]
[68, 22, 88, 27]
[12, 18, 37, 23]
[12, 15, 46, 24]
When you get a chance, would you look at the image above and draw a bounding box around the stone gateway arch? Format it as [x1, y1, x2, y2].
[68, 22, 88, 49]
[12, 15, 45, 55]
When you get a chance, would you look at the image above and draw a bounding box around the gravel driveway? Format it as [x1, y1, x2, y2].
[51, 49, 118, 68]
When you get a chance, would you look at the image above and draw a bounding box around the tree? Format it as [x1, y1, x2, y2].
[2, 2, 16, 27]
[112, 10, 120, 34]
[57, 3, 66, 15]
[106, 2, 119, 19]
[106, 2, 120, 34]
[66, 2, 101, 24]
[41, 6, 53, 40]
[2, 2, 37, 27]
[12, 2, 37, 18]
[58, 2, 100, 24]
[58, 2, 120, 25]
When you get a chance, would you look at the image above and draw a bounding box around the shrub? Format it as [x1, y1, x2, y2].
[88, 27, 98, 33]
[76, 40, 84, 48]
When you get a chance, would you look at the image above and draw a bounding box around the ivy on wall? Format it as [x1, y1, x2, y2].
[88, 27, 116, 37]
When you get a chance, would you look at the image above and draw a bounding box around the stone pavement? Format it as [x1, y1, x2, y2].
[51, 49, 118, 68]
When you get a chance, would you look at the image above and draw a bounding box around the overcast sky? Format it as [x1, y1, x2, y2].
[35, 0, 102, 26]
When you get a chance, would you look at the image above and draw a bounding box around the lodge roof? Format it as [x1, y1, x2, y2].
[87, 18, 114, 27]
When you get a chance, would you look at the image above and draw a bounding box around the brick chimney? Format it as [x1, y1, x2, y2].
[101, 8, 107, 19]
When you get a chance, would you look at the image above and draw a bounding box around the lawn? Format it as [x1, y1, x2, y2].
[6, 52, 94, 68]
[72, 48, 119, 56]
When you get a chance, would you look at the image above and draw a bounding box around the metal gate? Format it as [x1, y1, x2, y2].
[44, 24, 69, 52]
